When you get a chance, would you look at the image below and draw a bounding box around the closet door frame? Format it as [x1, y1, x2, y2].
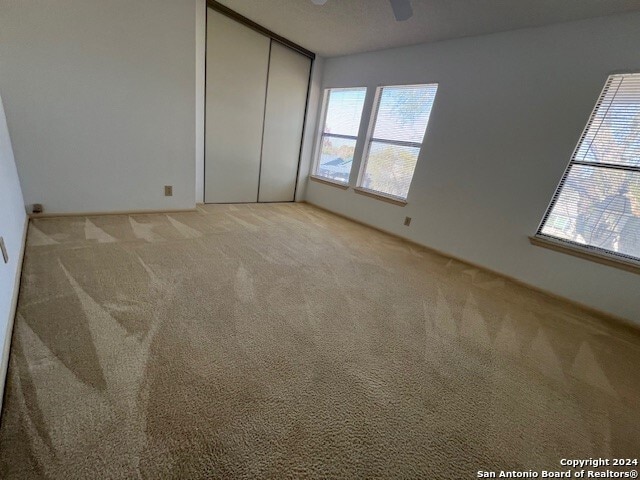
[205, 1, 315, 204]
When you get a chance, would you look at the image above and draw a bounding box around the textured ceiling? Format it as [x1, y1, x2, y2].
[215, 0, 640, 57]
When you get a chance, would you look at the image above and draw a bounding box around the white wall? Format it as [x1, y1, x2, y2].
[305, 13, 640, 323]
[0, 93, 27, 408]
[295, 56, 324, 201]
[0, 0, 197, 214]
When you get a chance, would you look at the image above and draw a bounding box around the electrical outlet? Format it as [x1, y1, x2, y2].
[404, 216, 412, 226]
[0, 237, 8, 264]
[164, 185, 173, 197]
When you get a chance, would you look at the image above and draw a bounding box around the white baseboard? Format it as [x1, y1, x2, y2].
[29, 207, 197, 219]
[304, 201, 637, 331]
[0, 216, 29, 417]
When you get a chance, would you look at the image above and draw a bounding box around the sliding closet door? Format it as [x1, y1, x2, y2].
[258, 42, 312, 202]
[205, 9, 270, 203]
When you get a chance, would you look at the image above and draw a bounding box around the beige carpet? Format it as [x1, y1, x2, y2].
[0, 203, 638, 479]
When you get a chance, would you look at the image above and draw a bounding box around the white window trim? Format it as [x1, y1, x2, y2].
[356, 83, 438, 202]
[311, 86, 367, 186]
[532, 72, 640, 274]
[529, 235, 640, 274]
[356, 86, 384, 190]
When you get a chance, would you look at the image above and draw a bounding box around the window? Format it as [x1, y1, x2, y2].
[313, 87, 367, 184]
[358, 84, 438, 200]
[536, 73, 640, 265]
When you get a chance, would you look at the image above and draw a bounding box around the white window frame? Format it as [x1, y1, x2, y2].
[356, 83, 438, 203]
[532, 72, 640, 274]
[311, 87, 367, 186]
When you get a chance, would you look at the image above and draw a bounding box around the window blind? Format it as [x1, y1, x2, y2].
[314, 88, 366, 184]
[538, 73, 640, 263]
[359, 84, 438, 200]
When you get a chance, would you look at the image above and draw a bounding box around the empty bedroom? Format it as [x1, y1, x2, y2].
[0, 0, 639, 478]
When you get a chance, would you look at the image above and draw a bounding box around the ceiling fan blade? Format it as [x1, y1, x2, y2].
[389, 0, 413, 21]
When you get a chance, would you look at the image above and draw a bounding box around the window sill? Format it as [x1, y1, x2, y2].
[529, 235, 640, 275]
[353, 187, 407, 206]
[309, 175, 349, 190]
